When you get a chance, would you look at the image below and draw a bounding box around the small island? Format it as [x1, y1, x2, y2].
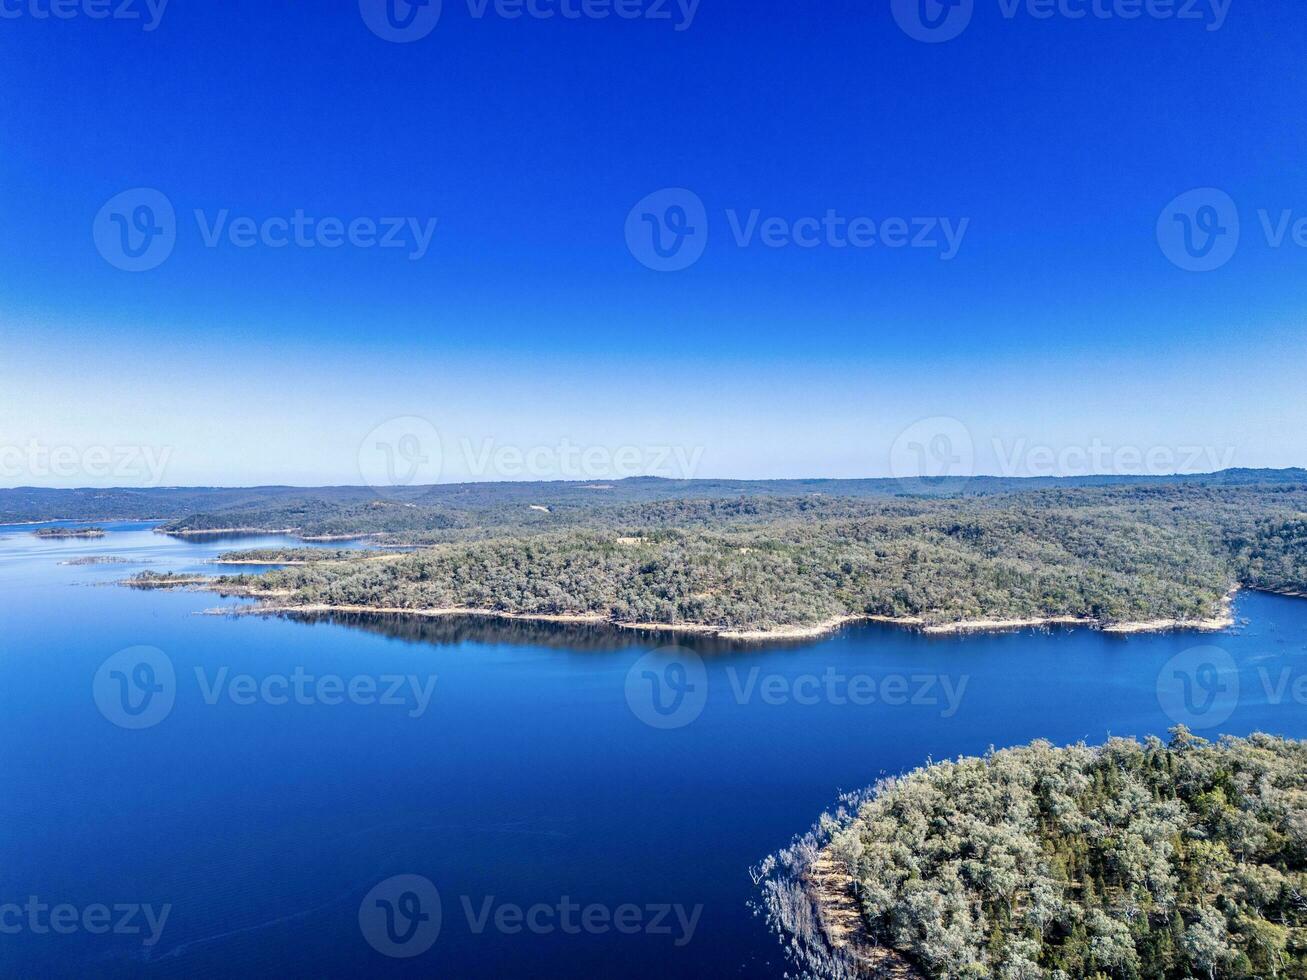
[34, 526, 106, 539]
[60, 555, 141, 566]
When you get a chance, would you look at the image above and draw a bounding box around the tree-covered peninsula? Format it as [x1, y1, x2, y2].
[754, 731, 1307, 979]
[149, 480, 1307, 637]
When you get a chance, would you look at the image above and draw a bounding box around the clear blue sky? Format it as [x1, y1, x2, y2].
[2, 0, 1305, 486]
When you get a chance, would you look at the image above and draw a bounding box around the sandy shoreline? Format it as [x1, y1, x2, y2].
[155, 527, 299, 537]
[207, 553, 402, 567]
[157, 526, 380, 541]
[175, 591, 1249, 642]
[300, 534, 380, 542]
[122, 565, 1258, 642]
[130, 576, 214, 587]
[198, 602, 920, 641]
[206, 559, 317, 566]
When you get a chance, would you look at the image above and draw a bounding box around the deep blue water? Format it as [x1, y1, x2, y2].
[1, 523, 1305, 978]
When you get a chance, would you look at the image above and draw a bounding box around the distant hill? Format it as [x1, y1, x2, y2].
[3, 468, 1305, 523]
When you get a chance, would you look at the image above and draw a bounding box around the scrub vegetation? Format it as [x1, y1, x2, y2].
[754, 730, 1307, 979]
[157, 480, 1307, 633]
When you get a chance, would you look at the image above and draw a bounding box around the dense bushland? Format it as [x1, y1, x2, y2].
[755, 731, 1307, 979]
[201, 484, 1307, 630]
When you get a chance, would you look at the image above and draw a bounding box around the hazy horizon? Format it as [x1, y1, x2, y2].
[5, 464, 1307, 495]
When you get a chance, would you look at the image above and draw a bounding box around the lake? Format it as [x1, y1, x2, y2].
[2, 522, 1304, 977]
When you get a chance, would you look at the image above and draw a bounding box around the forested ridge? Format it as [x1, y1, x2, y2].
[8, 469, 1306, 526]
[755, 732, 1307, 979]
[177, 483, 1307, 632]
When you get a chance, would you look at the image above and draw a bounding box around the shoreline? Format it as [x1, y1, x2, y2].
[206, 553, 402, 567]
[179, 589, 1248, 642]
[3, 518, 167, 527]
[803, 848, 921, 978]
[157, 527, 380, 541]
[1246, 584, 1307, 599]
[155, 527, 300, 537]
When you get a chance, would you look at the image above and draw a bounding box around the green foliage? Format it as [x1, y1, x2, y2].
[819, 734, 1307, 979]
[32, 526, 105, 538]
[203, 483, 1307, 631]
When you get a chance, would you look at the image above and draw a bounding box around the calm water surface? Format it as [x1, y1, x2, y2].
[2, 523, 1305, 977]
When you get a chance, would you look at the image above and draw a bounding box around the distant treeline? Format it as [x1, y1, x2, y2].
[5, 468, 1307, 526]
